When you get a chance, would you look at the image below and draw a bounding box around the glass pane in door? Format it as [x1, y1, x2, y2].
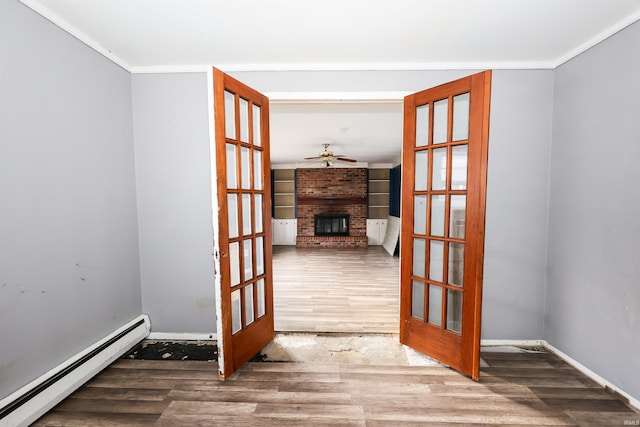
[446, 289, 463, 333]
[227, 194, 239, 239]
[231, 289, 241, 334]
[451, 145, 468, 189]
[416, 104, 429, 147]
[243, 239, 253, 280]
[252, 105, 261, 146]
[254, 194, 263, 233]
[226, 144, 237, 189]
[224, 91, 236, 140]
[239, 98, 249, 143]
[257, 279, 265, 318]
[450, 195, 466, 239]
[412, 281, 425, 320]
[432, 148, 447, 190]
[254, 151, 263, 190]
[429, 240, 444, 282]
[413, 196, 427, 234]
[428, 285, 442, 326]
[241, 147, 250, 189]
[453, 93, 470, 141]
[229, 242, 240, 287]
[448, 242, 464, 286]
[433, 99, 448, 144]
[242, 194, 252, 236]
[413, 238, 426, 278]
[415, 151, 429, 191]
[430, 195, 445, 236]
[256, 236, 264, 276]
[245, 284, 254, 326]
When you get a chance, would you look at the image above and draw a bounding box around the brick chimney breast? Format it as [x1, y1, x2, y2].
[295, 168, 368, 248]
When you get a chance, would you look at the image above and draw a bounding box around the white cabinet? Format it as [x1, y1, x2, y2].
[272, 219, 297, 245]
[366, 219, 388, 245]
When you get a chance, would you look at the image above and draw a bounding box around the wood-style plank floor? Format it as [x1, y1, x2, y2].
[35, 351, 639, 426]
[33, 247, 639, 425]
[272, 246, 399, 333]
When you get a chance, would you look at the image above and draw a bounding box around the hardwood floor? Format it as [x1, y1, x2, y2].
[272, 246, 399, 333]
[35, 350, 639, 426]
[32, 247, 639, 425]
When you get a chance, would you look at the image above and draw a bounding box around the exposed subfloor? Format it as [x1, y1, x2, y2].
[124, 340, 217, 361]
[123, 334, 441, 366]
[253, 333, 443, 366]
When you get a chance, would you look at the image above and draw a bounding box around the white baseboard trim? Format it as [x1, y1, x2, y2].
[544, 341, 640, 411]
[0, 314, 150, 427]
[147, 332, 217, 341]
[480, 339, 545, 347]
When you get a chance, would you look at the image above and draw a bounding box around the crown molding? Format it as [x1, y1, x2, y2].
[553, 9, 640, 68]
[131, 65, 211, 74]
[19, 0, 132, 72]
[132, 61, 555, 74]
[20, 1, 640, 74]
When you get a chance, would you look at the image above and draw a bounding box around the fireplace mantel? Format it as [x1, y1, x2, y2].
[297, 196, 366, 206]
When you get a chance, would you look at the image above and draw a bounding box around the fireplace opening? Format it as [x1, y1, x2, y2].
[315, 214, 349, 236]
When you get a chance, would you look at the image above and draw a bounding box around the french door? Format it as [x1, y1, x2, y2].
[212, 68, 274, 379]
[400, 71, 491, 380]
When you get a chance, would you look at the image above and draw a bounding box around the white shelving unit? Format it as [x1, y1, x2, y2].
[368, 168, 390, 219]
[273, 169, 295, 219]
[272, 169, 297, 245]
[367, 168, 390, 245]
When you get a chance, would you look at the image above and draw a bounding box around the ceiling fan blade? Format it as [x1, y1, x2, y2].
[303, 156, 322, 160]
[335, 157, 358, 163]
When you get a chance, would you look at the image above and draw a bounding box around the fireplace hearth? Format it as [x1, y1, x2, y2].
[315, 214, 349, 236]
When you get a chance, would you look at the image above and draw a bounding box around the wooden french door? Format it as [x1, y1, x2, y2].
[212, 68, 274, 379]
[400, 71, 491, 380]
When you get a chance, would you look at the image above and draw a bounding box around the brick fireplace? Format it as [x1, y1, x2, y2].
[296, 168, 368, 248]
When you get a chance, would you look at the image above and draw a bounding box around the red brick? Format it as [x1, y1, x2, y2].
[295, 168, 368, 249]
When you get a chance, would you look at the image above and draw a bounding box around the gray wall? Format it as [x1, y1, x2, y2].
[0, 0, 141, 399]
[483, 70, 554, 339]
[132, 73, 216, 334]
[547, 21, 640, 399]
[131, 69, 552, 340]
[235, 69, 554, 340]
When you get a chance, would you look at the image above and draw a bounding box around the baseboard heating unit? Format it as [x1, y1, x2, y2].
[0, 314, 150, 427]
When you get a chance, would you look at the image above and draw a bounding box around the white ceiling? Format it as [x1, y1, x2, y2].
[20, 0, 640, 165]
[22, 0, 640, 71]
[270, 102, 403, 167]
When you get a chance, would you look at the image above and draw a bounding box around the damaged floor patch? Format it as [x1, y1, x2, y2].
[124, 340, 217, 361]
[254, 333, 443, 366]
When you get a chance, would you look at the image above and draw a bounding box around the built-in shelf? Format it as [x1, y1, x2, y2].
[368, 168, 390, 219]
[273, 169, 295, 219]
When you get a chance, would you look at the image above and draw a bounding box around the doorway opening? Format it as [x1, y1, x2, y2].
[269, 100, 403, 336]
[212, 70, 491, 380]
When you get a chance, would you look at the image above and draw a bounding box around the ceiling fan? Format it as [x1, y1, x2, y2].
[303, 143, 358, 167]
